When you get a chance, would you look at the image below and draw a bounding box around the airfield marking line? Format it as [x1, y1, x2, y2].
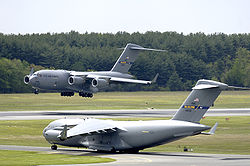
[131, 156, 152, 162]
[103, 156, 152, 163]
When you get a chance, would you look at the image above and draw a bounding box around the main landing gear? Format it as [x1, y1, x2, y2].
[79, 92, 93, 98]
[61, 92, 74, 97]
[51, 144, 57, 150]
[60, 92, 93, 98]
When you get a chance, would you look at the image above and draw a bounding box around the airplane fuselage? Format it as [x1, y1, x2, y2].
[25, 69, 134, 94]
[43, 118, 210, 152]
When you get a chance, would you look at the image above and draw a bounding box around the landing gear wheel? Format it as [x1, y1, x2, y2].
[34, 89, 39, 94]
[87, 93, 93, 98]
[51, 145, 57, 150]
[79, 92, 93, 98]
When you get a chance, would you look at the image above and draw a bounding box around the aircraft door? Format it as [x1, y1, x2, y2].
[53, 77, 58, 88]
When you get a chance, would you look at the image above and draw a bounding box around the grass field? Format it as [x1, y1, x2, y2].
[145, 116, 250, 154]
[0, 91, 250, 111]
[0, 117, 250, 155]
[0, 91, 249, 164]
[0, 150, 114, 166]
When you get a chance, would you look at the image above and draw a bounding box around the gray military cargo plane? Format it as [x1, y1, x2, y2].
[43, 79, 245, 153]
[24, 43, 162, 97]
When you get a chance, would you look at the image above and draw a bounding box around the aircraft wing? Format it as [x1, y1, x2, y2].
[86, 73, 159, 85]
[69, 72, 158, 85]
[109, 77, 151, 84]
[67, 119, 127, 138]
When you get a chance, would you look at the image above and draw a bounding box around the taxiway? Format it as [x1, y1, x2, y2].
[0, 145, 250, 166]
[0, 108, 250, 120]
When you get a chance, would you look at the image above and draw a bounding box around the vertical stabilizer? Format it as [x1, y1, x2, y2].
[172, 80, 228, 122]
[111, 43, 165, 73]
[111, 43, 142, 73]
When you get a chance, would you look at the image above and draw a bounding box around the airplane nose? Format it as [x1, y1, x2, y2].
[43, 128, 47, 137]
[29, 76, 35, 84]
[43, 129, 61, 143]
[29, 76, 38, 86]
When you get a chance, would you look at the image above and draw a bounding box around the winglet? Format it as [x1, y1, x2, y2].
[130, 46, 167, 52]
[151, 73, 159, 84]
[201, 122, 218, 135]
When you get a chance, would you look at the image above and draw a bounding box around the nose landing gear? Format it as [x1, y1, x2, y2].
[51, 144, 57, 150]
[34, 89, 39, 94]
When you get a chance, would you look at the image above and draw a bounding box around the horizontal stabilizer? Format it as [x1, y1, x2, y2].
[192, 84, 219, 90]
[130, 46, 166, 52]
[201, 122, 218, 135]
[228, 86, 250, 90]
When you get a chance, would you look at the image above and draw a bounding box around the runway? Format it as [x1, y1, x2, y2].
[1, 109, 250, 165]
[1, 108, 250, 120]
[1, 145, 250, 166]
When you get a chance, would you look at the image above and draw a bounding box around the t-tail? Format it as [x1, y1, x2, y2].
[111, 43, 165, 73]
[172, 79, 249, 123]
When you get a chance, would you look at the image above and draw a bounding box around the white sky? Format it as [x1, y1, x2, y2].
[0, 0, 249, 34]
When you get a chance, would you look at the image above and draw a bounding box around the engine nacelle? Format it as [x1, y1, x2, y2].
[68, 76, 84, 86]
[92, 78, 109, 88]
[24, 75, 30, 84]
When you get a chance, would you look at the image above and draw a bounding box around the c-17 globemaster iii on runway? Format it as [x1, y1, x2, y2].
[43, 79, 248, 153]
[24, 43, 162, 98]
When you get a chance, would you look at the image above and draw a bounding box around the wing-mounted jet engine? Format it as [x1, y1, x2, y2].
[68, 76, 85, 86]
[91, 78, 109, 89]
[43, 79, 249, 153]
[24, 43, 164, 98]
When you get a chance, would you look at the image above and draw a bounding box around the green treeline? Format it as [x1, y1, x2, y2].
[0, 31, 249, 93]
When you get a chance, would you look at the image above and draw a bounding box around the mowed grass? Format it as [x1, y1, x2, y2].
[0, 120, 51, 147]
[0, 117, 250, 155]
[0, 91, 250, 111]
[144, 116, 250, 155]
[0, 150, 114, 166]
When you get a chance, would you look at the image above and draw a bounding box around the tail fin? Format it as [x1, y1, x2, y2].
[172, 80, 229, 123]
[111, 43, 165, 73]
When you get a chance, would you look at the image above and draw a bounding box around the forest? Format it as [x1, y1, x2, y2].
[0, 31, 249, 93]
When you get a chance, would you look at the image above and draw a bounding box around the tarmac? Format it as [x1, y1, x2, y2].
[1, 108, 250, 120]
[1, 145, 250, 166]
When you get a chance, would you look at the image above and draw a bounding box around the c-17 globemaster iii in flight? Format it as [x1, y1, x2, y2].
[24, 43, 162, 97]
[43, 79, 248, 153]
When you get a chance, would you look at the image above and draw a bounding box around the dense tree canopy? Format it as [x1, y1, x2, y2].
[0, 31, 249, 93]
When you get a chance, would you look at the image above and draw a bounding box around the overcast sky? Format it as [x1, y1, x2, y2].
[0, 0, 249, 35]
